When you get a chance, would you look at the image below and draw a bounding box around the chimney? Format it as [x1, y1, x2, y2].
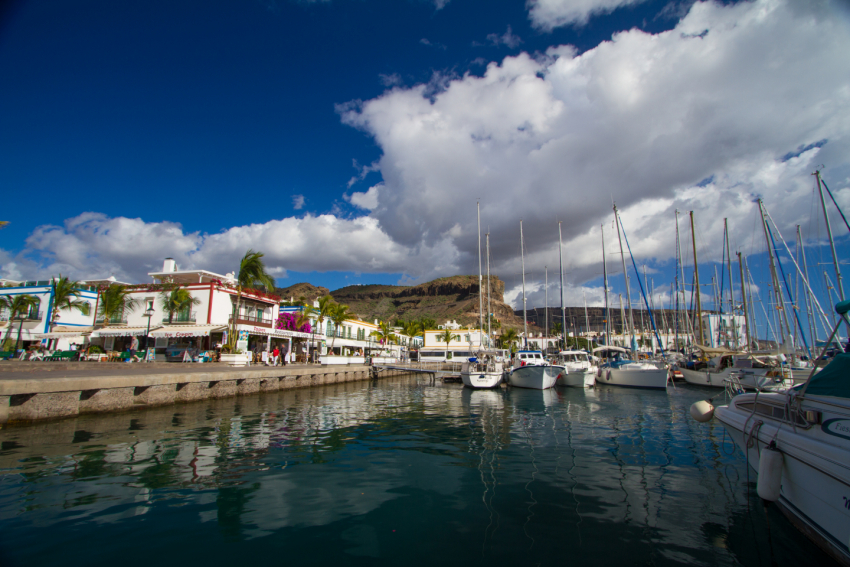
[162, 258, 177, 273]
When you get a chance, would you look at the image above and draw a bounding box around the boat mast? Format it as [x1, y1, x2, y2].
[815, 169, 845, 303]
[601, 224, 610, 348]
[724, 219, 739, 348]
[558, 222, 567, 352]
[486, 232, 492, 344]
[738, 252, 752, 350]
[758, 198, 794, 360]
[478, 202, 484, 348]
[583, 289, 590, 351]
[797, 226, 818, 345]
[613, 205, 635, 352]
[690, 211, 704, 346]
[521, 220, 527, 349]
[545, 266, 548, 351]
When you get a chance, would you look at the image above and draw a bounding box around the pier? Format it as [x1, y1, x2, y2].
[0, 361, 446, 425]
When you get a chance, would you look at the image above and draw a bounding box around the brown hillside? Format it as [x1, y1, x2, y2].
[275, 282, 330, 302]
[330, 275, 529, 329]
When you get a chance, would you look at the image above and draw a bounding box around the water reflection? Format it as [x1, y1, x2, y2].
[0, 376, 839, 566]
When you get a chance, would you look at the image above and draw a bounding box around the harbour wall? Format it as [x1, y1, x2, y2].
[0, 362, 447, 426]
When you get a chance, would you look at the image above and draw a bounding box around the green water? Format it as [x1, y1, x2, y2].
[0, 376, 838, 566]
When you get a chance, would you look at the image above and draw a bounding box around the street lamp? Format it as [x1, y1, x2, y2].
[143, 304, 155, 362]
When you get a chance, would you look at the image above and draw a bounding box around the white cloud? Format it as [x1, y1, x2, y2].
[420, 38, 447, 50]
[486, 25, 523, 48]
[292, 194, 305, 210]
[339, 0, 850, 305]
[345, 184, 380, 210]
[528, 0, 650, 30]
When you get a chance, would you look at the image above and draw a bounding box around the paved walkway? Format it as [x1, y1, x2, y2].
[0, 361, 317, 381]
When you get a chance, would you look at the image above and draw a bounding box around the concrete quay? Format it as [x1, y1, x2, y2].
[0, 361, 435, 426]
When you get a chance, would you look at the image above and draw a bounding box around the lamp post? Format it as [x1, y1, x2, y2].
[15, 311, 27, 354]
[143, 305, 155, 362]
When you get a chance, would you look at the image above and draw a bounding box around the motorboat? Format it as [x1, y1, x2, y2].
[711, 309, 850, 566]
[594, 346, 669, 390]
[554, 350, 596, 388]
[507, 350, 559, 390]
[679, 352, 779, 389]
[461, 351, 505, 389]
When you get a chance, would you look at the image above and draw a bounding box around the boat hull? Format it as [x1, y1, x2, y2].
[508, 365, 559, 390]
[679, 366, 780, 389]
[599, 365, 668, 389]
[556, 369, 596, 388]
[715, 394, 850, 566]
[461, 371, 503, 389]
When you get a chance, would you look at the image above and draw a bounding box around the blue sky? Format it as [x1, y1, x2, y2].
[2, 0, 850, 342]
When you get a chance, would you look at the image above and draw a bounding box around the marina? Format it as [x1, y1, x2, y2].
[0, 374, 839, 566]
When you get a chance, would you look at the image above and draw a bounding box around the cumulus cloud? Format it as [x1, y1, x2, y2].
[528, 0, 650, 29]
[420, 38, 447, 50]
[339, 0, 850, 306]
[292, 194, 305, 210]
[345, 184, 381, 210]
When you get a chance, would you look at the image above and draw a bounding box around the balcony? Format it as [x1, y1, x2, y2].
[162, 311, 197, 324]
[96, 314, 128, 325]
[229, 313, 273, 329]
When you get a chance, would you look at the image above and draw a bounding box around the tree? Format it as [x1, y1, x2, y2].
[303, 295, 336, 359]
[328, 302, 351, 352]
[159, 286, 201, 324]
[229, 249, 276, 348]
[551, 322, 562, 336]
[418, 317, 437, 330]
[49, 275, 89, 329]
[436, 328, 459, 360]
[402, 320, 423, 341]
[499, 328, 519, 353]
[97, 285, 139, 327]
[371, 320, 397, 350]
[0, 221, 7, 229]
[1, 294, 39, 349]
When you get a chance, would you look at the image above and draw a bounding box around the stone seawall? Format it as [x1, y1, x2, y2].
[0, 364, 432, 426]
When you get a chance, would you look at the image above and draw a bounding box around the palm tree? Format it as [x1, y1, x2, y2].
[303, 295, 336, 360]
[49, 275, 89, 329]
[159, 286, 202, 324]
[1, 294, 39, 349]
[418, 317, 437, 330]
[402, 320, 423, 341]
[499, 328, 519, 353]
[229, 249, 276, 348]
[0, 221, 7, 229]
[370, 320, 397, 352]
[436, 328, 459, 360]
[328, 302, 351, 352]
[97, 284, 139, 327]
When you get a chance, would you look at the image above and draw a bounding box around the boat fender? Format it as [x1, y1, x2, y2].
[757, 441, 783, 502]
[690, 400, 715, 423]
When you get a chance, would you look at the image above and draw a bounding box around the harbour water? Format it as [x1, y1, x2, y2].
[0, 376, 838, 566]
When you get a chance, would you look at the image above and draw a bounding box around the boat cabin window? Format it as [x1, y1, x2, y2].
[734, 401, 809, 427]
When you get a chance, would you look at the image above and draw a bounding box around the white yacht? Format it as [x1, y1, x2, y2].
[507, 350, 559, 390]
[595, 346, 669, 390]
[554, 350, 596, 388]
[713, 352, 850, 565]
[460, 351, 505, 389]
[679, 353, 780, 389]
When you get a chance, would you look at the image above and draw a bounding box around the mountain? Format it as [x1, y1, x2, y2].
[275, 282, 329, 302]
[329, 275, 528, 329]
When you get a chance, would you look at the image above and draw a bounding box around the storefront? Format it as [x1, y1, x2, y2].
[32, 326, 93, 351]
[149, 325, 227, 362]
[236, 325, 312, 363]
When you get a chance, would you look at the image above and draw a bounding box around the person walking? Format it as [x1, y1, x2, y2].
[272, 345, 280, 366]
[129, 336, 140, 362]
[282, 344, 289, 366]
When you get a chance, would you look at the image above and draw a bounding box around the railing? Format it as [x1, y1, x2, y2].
[162, 311, 197, 324]
[229, 314, 273, 328]
[96, 314, 128, 325]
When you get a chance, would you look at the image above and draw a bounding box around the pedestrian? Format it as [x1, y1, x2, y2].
[272, 346, 280, 366]
[129, 336, 140, 362]
[282, 344, 289, 366]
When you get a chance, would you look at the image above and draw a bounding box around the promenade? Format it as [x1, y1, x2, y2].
[0, 361, 430, 426]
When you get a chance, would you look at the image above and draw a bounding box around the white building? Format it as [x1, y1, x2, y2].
[0, 278, 99, 351]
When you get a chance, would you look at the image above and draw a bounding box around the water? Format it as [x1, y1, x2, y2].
[0, 376, 838, 566]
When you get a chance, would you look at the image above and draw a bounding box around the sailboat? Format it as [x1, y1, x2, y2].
[712, 299, 850, 566]
[507, 220, 559, 390]
[596, 206, 669, 390]
[461, 202, 505, 389]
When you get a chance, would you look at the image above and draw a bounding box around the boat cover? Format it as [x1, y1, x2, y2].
[800, 353, 850, 398]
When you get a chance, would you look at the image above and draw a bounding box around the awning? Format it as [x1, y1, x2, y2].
[235, 325, 311, 339]
[32, 326, 93, 339]
[91, 326, 162, 337]
[149, 325, 226, 338]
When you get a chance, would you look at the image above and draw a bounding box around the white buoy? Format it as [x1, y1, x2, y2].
[690, 400, 715, 422]
[757, 443, 783, 502]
